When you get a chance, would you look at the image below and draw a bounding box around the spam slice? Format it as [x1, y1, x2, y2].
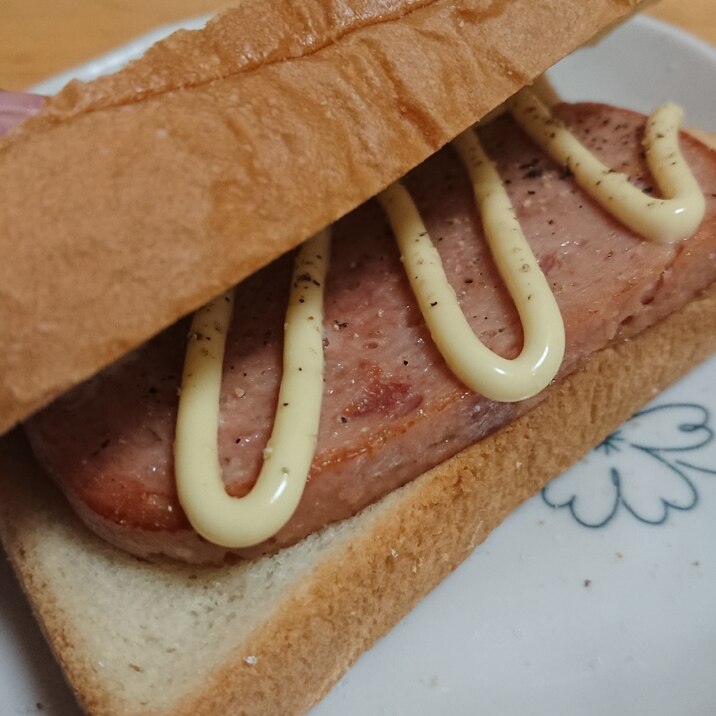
[26, 102, 716, 563]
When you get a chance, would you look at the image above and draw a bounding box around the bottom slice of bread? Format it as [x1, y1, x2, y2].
[0, 282, 714, 716]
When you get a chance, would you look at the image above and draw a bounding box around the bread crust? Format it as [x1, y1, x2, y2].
[0, 281, 713, 716]
[0, 0, 647, 435]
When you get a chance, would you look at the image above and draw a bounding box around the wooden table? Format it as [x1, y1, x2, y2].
[0, 0, 714, 91]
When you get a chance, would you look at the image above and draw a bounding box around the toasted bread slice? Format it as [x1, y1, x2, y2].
[1, 282, 714, 716]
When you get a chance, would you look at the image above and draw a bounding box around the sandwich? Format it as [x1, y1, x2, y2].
[1, 0, 715, 713]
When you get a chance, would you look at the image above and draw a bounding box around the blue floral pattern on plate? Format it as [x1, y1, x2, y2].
[542, 403, 716, 527]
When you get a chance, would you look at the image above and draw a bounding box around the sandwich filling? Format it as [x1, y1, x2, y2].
[26, 99, 716, 562]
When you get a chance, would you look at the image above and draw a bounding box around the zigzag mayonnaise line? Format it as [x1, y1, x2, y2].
[510, 89, 705, 243]
[175, 230, 331, 548]
[378, 129, 564, 403]
[174, 90, 705, 549]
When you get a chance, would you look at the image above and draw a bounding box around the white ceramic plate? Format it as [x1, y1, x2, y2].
[4, 13, 716, 716]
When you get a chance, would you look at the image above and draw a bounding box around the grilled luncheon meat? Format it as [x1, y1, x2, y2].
[26, 103, 716, 563]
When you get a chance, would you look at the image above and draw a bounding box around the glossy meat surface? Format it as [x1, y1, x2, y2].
[26, 104, 716, 561]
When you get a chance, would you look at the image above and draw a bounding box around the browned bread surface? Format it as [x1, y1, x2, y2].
[0, 281, 713, 716]
[0, 0, 647, 435]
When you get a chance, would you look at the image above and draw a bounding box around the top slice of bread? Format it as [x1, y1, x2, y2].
[0, 0, 648, 434]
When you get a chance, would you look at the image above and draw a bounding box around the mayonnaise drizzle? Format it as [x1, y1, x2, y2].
[175, 229, 331, 548]
[377, 129, 565, 403]
[509, 88, 705, 244]
[174, 95, 707, 548]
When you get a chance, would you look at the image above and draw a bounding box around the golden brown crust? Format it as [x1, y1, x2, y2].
[0, 281, 713, 716]
[0, 0, 648, 435]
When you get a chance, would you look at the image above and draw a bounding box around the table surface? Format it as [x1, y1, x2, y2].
[0, 0, 714, 90]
